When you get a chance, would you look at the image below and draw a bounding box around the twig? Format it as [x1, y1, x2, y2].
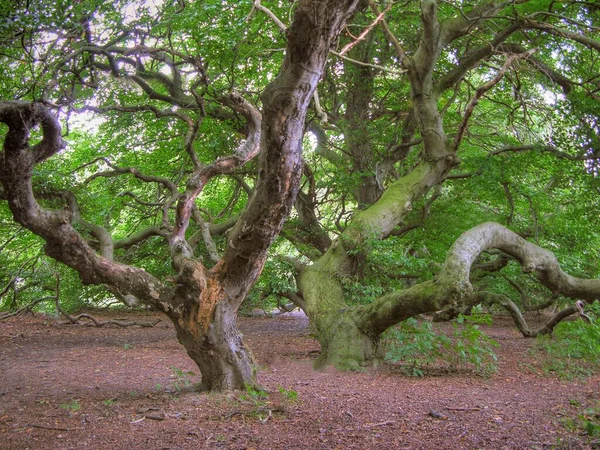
[339, 6, 391, 56]
[253, 0, 286, 32]
[330, 51, 406, 75]
[28, 424, 84, 431]
[453, 49, 537, 152]
[364, 420, 395, 428]
[259, 409, 272, 424]
[445, 407, 481, 411]
[366, 0, 407, 64]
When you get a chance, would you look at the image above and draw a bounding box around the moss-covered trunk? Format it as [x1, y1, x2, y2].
[298, 250, 379, 371]
[297, 160, 448, 368]
[300, 222, 600, 370]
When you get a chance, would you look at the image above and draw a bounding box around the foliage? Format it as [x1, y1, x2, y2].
[169, 366, 197, 392]
[563, 400, 600, 440]
[0, 0, 599, 385]
[0, 1, 597, 310]
[533, 308, 600, 379]
[60, 399, 81, 412]
[238, 385, 269, 407]
[241, 257, 298, 315]
[277, 386, 299, 403]
[383, 314, 498, 377]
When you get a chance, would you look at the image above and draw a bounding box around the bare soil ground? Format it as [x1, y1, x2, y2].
[0, 310, 599, 449]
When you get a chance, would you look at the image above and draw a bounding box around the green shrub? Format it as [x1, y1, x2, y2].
[534, 315, 600, 379]
[383, 314, 498, 376]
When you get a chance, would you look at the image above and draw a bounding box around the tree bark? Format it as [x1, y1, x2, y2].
[294, 0, 586, 370]
[171, 299, 255, 391]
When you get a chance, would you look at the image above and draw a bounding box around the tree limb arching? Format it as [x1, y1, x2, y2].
[355, 222, 600, 337]
[169, 93, 262, 268]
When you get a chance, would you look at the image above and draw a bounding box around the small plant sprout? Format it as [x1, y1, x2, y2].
[60, 399, 81, 412]
[278, 386, 299, 402]
[170, 366, 197, 391]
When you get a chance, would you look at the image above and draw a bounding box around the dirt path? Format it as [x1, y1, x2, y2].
[0, 311, 598, 449]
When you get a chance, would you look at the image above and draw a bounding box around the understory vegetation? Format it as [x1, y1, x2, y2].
[383, 313, 499, 377]
[533, 303, 600, 379]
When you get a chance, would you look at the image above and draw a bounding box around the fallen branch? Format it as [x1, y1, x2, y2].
[51, 273, 161, 328]
[0, 296, 54, 320]
[28, 423, 84, 431]
[60, 313, 162, 328]
[445, 406, 481, 412]
[364, 420, 396, 428]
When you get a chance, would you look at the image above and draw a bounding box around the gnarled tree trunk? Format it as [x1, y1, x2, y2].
[170, 300, 254, 391]
[0, 0, 361, 391]
[293, 0, 595, 370]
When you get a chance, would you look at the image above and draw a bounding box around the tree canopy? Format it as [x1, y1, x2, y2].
[1, 0, 599, 390]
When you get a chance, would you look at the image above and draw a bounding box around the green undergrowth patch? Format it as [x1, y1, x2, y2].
[562, 399, 600, 444]
[382, 313, 498, 377]
[532, 307, 600, 380]
[221, 385, 291, 422]
[169, 366, 199, 392]
[60, 399, 81, 413]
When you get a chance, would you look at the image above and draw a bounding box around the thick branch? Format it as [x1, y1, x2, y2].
[0, 102, 169, 308]
[436, 23, 521, 93]
[440, 1, 513, 46]
[524, 20, 600, 52]
[354, 222, 600, 335]
[114, 226, 169, 250]
[490, 144, 600, 161]
[386, 184, 442, 238]
[477, 291, 580, 337]
[441, 222, 600, 301]
[170, 93, 262, 264]
[218, 0, 361, 305]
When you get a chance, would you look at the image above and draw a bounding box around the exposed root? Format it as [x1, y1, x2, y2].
[59, 312, 162, 328]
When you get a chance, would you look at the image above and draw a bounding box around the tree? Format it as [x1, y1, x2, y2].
[0, 0, 362, 390]
[1, 0, 599, 389]
[292, 0, 600, 369]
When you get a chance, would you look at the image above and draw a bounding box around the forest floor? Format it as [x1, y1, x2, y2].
[0, 309, 599, 449]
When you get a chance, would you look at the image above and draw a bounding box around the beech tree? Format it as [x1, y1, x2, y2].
[1, 0, 599, 389]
